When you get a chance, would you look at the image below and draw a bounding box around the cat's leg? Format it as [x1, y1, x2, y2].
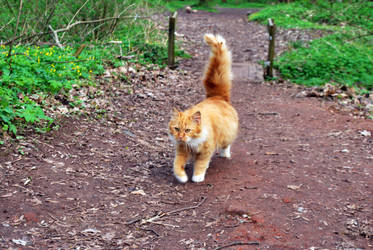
[173, 145, 189, 183]
[219, 144, 231, 158]
[192, 151, 213, 182]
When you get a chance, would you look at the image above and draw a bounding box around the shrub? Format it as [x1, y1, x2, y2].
[0, 0, 180, 136]
[249, 0, 373, 90]
[276, 34, 373, 90]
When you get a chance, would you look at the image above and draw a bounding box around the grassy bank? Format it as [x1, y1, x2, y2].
[164, 0, 270, 12]
[0, 0, 193, 139]
[249, 0, 373, 91]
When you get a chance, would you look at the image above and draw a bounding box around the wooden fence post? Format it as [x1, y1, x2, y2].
[73, 44, 86, 58]
[264, 18, 276, 80]
[168, 12, 177, 69]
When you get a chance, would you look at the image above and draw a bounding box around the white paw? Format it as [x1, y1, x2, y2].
[192, 173, 205, 183]
[175, 174, 188, 183]
[220, 145, 231, 158]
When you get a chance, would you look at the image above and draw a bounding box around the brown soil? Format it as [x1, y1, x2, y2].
[1, 8, 372, 250]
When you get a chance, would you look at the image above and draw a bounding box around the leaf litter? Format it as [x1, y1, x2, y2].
[0, 7, 372, 250]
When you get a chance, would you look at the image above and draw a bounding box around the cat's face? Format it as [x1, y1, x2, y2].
[169, 110, 201, 143]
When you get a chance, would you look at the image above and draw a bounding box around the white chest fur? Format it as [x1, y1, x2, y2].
[186, 127, 208, 151]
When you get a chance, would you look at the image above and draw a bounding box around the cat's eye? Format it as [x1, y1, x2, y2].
[185, 129, 191, 133]
[174, 127, 180, 131]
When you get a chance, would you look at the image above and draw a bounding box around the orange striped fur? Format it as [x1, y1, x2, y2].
[169, 34, 238, 183]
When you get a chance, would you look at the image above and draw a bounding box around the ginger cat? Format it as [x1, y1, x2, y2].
[168, 34, 238, 183]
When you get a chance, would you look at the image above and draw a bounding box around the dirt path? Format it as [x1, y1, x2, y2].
[1, 8, 372, 249]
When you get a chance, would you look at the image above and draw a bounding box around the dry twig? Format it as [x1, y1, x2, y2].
[6, 0, 23, 73]
[0, 17, 15, 32]
[247, 112, 278, 116]
[61, 0, 90, 39]
[126, 197, 206, 226]
[164, 196, 206, 216]
[214, 241, 259, 250]
[48, 59, 91, 64]
[48, 25, 63, 48]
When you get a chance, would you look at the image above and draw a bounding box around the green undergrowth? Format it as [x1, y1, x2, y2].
[218, 1, 268, 9]
[0, 0, 190, 139]
[0, 44, 102, 135]
[249, 0, 373, 91]
[165, 1, 209, 12]
[164, 0, 270, 12]
[249, 1, 372, 31]
[276, 33, 373, 91]
[0, 40, 188, 137]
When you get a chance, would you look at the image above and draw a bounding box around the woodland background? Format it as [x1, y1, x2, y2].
[0, 0, 372, 142]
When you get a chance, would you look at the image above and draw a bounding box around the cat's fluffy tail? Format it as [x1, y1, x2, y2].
[202, 33, 232, 103]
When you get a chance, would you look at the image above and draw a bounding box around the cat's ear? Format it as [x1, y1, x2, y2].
[172, 108, 180, 117]
[192, 111, 201, 125]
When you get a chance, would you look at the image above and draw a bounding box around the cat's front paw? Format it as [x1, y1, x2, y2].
[192, 173, 205, 183]
[174, 174, 188, 183]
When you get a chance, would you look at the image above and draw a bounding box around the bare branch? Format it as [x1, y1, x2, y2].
[61, 0, 90, 39]
[6, 0, 23, 74]
[15, 0, 23, 34]
[48, 59, 91, 64]
[7, 0, 23, 59]
[3, 15, 150, 46]
[126, 197, 207, 226]
[4, 0, 15, 16]
[164, 196, 206, 216]
[43, 1, 58, 31]
[10, 52, 33, 61]
[347, 32, 373, 42]
[0, 17, 15, 32]
[48, 25, 63, 48]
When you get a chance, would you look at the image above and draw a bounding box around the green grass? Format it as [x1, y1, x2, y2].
[0, 0, 191, 137]
[0, 38, 189, 135]
[249, 1, 373, 31]
[165, 1, 200, 12]
[276, 33, 373, 90]
[249, 0, 373, 91]
[248, 3, 337, 30]
[218, 0, 270, 9]
[0, 44, 103, 134]
[164, 0, 270, 12]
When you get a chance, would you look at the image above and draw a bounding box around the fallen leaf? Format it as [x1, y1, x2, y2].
[0, 193, 13, 198]
[65, 167, 74, 174]
[205, 221, 216, 227]
[287, 184, 303, 190]
[82, 228, 101, 234]
[103, 232, 116, 241]
[45, 198, 59, 203]
[12, 239, 27, 246]
[265, 152, 279, 155]
[328, 131, 342, 137]
[131, 189, 146, 196]
[29, 197, 42, 205]
[24, 177, 31, 185]
[347, 204, 357, 210]
[359, 130, 371, 137]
